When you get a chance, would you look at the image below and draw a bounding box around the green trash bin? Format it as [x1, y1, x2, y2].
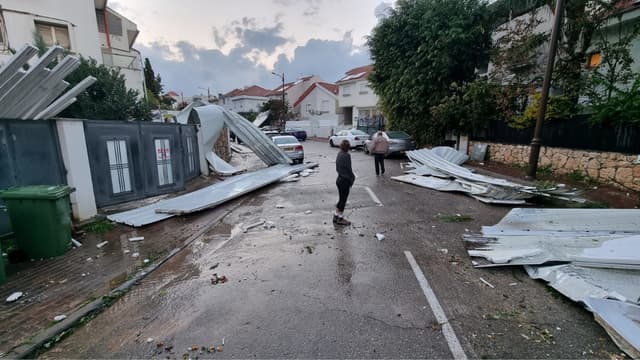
[0, 185, 75, 259]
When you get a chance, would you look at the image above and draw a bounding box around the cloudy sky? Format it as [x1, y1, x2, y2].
[109, 0, 392, 97]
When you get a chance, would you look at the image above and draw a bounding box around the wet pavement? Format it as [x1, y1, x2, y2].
[31, 140, 623, 359]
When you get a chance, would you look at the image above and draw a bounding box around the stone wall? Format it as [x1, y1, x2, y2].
[470, 142, 640, 192]
[214, 128, 231, 162]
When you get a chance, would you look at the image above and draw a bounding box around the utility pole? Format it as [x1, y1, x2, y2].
[526, 0, 565, 179]
[272, 72, 285, 131]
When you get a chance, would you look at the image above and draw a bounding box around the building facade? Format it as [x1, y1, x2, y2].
[0, 0, 145, 97]
[336, 65, 385, 130]
[220, 85, 270, 113]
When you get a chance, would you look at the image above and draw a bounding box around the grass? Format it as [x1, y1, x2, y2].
[567, 170, 590, 182]
[436, 214, 473, 222]
[82, 220, 114, 234]
[537, 164, 553, 177]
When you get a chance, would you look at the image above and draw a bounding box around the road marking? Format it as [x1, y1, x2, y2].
[404, 251, 467, 360]
[364, 186, 383, 207]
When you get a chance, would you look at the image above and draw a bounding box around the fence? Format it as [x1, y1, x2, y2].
[471, 116, 640, 154]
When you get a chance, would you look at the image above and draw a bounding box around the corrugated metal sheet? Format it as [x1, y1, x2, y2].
[396, 149, 583, 204]
[107, 163, 315, 227]
[468, 208, 640, 357]
[0, 44, 96, 119]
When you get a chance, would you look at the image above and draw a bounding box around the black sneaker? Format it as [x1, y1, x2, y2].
[333, 215, 339, 224]
[335, 217, 351, 226]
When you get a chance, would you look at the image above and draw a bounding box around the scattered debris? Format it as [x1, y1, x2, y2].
[300, 169, 312, 177]
[479, 277, 495, 289]
[438, 248, 449, 254]
[6, 292, 23, 303]
[275, 204, 285, 209]
[129, 236, 144, 242]
[392, 148, 584, 204]
[132, 252, 140, 258]
[209, 263, 219, 270]
[467, 208, 640, 357]
[243, 220, 265, 233]
[53, 315, 67, 322]
[146, 337, 154, 343]
[211, 274, 228, 285]
[305, 210, 312, 215]
[71, 238, 82, 247]
[143, 259, 150, 264]
[263, 221, 276, 230]
[96, 241, 108, 249]
[305, 245, 314, 254]
[375, 233, 385, 241]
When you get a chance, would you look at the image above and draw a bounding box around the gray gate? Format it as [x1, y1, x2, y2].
[0, 120, 66, 237]
[84, 120, 200, 207]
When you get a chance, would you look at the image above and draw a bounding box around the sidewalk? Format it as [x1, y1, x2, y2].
[0, 178, 234, 357]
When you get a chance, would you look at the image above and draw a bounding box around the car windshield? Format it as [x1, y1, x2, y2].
[387, 131, 411, 139]
[273, 136, 298, 145]
[351, 130, 367, 135]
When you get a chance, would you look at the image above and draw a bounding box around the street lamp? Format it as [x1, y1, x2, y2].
[198, 86, 211, 102]
[271, 71, 285, 131]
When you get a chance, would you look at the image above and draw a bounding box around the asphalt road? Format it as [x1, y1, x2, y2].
[41, 140, 622, 359]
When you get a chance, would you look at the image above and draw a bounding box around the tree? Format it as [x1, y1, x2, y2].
[259, 99, 290, 126]
[60, 57, 151, 120]
[143, 58, 163, 98]
[368, 0, 492, 145]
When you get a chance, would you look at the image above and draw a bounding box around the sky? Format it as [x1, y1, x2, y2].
[108, 0, 393, 97]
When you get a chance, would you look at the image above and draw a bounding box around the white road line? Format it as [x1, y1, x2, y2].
[364, 186, 383, 207]
[404, 251, 467, 360]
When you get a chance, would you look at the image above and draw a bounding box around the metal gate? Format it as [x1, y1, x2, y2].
[84, 120, 200, 207]
[0, 120, 66, 237]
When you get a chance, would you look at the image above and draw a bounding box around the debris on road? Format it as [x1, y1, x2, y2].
[392, 148, 584, 204]
[305, 245, 314, 254]
[209, 263, 219, 270]
[96, 241, 108, 249]
[479, 277, 495, 289]
[146, 337, 154, 343]
[375, 233, 385, 241]
[305, 210, 312, 215]
[132, 252, 140, 258]
[128, 236, 144, 242]
[243, 220, 265, 233]
[53, 315, 67, 322]
[211, 273, 228, 285]
[71, 238, 82, 247]
[438, 248, 448, 254]
[6, 292, 23, 303]
[263, 221, 276, 230]
[466, 208, 640, 357]
[275, 204, 285, 209]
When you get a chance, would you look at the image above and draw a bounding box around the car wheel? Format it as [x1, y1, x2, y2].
[329, 139, 334, 147]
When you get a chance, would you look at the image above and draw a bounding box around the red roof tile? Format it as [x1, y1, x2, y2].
[224, 85, 270, 98]
[292, 82, 338, 108]
[318, 82, 338, 95]
[164, 91, 179, 97]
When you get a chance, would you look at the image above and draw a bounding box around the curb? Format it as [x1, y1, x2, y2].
[5, 204, 239, 359]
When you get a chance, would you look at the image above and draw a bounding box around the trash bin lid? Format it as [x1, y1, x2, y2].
[0, 185, 75, 200]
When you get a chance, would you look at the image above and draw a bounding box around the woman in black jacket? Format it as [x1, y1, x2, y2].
[334, 140, 355, 225]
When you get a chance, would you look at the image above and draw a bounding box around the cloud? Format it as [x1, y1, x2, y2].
[138, 31, 370, 95]
[212, 17, 290, 54]
[374, 2, 393, 20]
[303, 5, 320, 17]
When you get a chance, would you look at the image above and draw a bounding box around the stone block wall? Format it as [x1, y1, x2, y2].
[470, 141, 640, 192]
[214, 128, 231, 162]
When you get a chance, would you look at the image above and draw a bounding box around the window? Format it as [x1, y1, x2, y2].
[35, 22, 70, 49]
[96, 10, 123, 36]
[342, 85, 352, 97]
[306, 103, 313, 114]
[359, 82, 369, 94]
[154, 138, 174, 186]
[321, 100, 329, 112]
[106, 139, 132, 194]
[185, 136, 196, 173]
[588, 52, 601, 68]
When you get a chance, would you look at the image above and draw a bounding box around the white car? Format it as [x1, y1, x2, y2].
[329, 129, 369, 148]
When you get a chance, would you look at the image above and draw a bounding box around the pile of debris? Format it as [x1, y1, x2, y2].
[466, 208, 640, 358]
[392, 148, 582, 204]
[0, 44, 96, 119]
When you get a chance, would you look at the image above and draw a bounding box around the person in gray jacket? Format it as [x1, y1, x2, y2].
[334, 140, 355, 225]
[370, 131, 389, 175]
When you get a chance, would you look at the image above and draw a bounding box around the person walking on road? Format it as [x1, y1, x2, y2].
[334, 140, 355, 225]
[370, 131, 389, 176]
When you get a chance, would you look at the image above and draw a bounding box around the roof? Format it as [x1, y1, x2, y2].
[336, 65, 374, 84]
[292, 82, 338, 108]
[224, 85, 270, 98]
[165, 91, 179, 97]
[266, 82, 295, 96]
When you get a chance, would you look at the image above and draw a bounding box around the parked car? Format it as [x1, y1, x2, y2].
[260, 126, 281, 137]
[272, 135, 304, 164]
[364, 131, 417, 155]
[329, 129, 368, 148]
[283, 127, 307, 141]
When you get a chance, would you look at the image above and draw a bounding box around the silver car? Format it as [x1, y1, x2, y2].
[272, 135, 304, 164]
[364, 131, 417, 155]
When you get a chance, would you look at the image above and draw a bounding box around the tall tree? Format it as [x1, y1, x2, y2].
[368, 0, 492, 144]
[143, 57, 162, 97]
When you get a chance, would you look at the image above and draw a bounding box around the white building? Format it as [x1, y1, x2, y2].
[286, 82, 340, 138]
[267, 75, 322, 111]
[336, 65, 385, 130]
[0, 0, 145, 97]
[220, 85, 270, 113]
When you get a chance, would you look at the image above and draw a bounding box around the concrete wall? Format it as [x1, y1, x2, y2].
[230, 96, 267, 113]
[472, 141, 640, 191]
[338, 79, 379, 108]
[286, 117, 340, 138]
[55, 119, 98, 221]
[0, 0, 102, 62]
